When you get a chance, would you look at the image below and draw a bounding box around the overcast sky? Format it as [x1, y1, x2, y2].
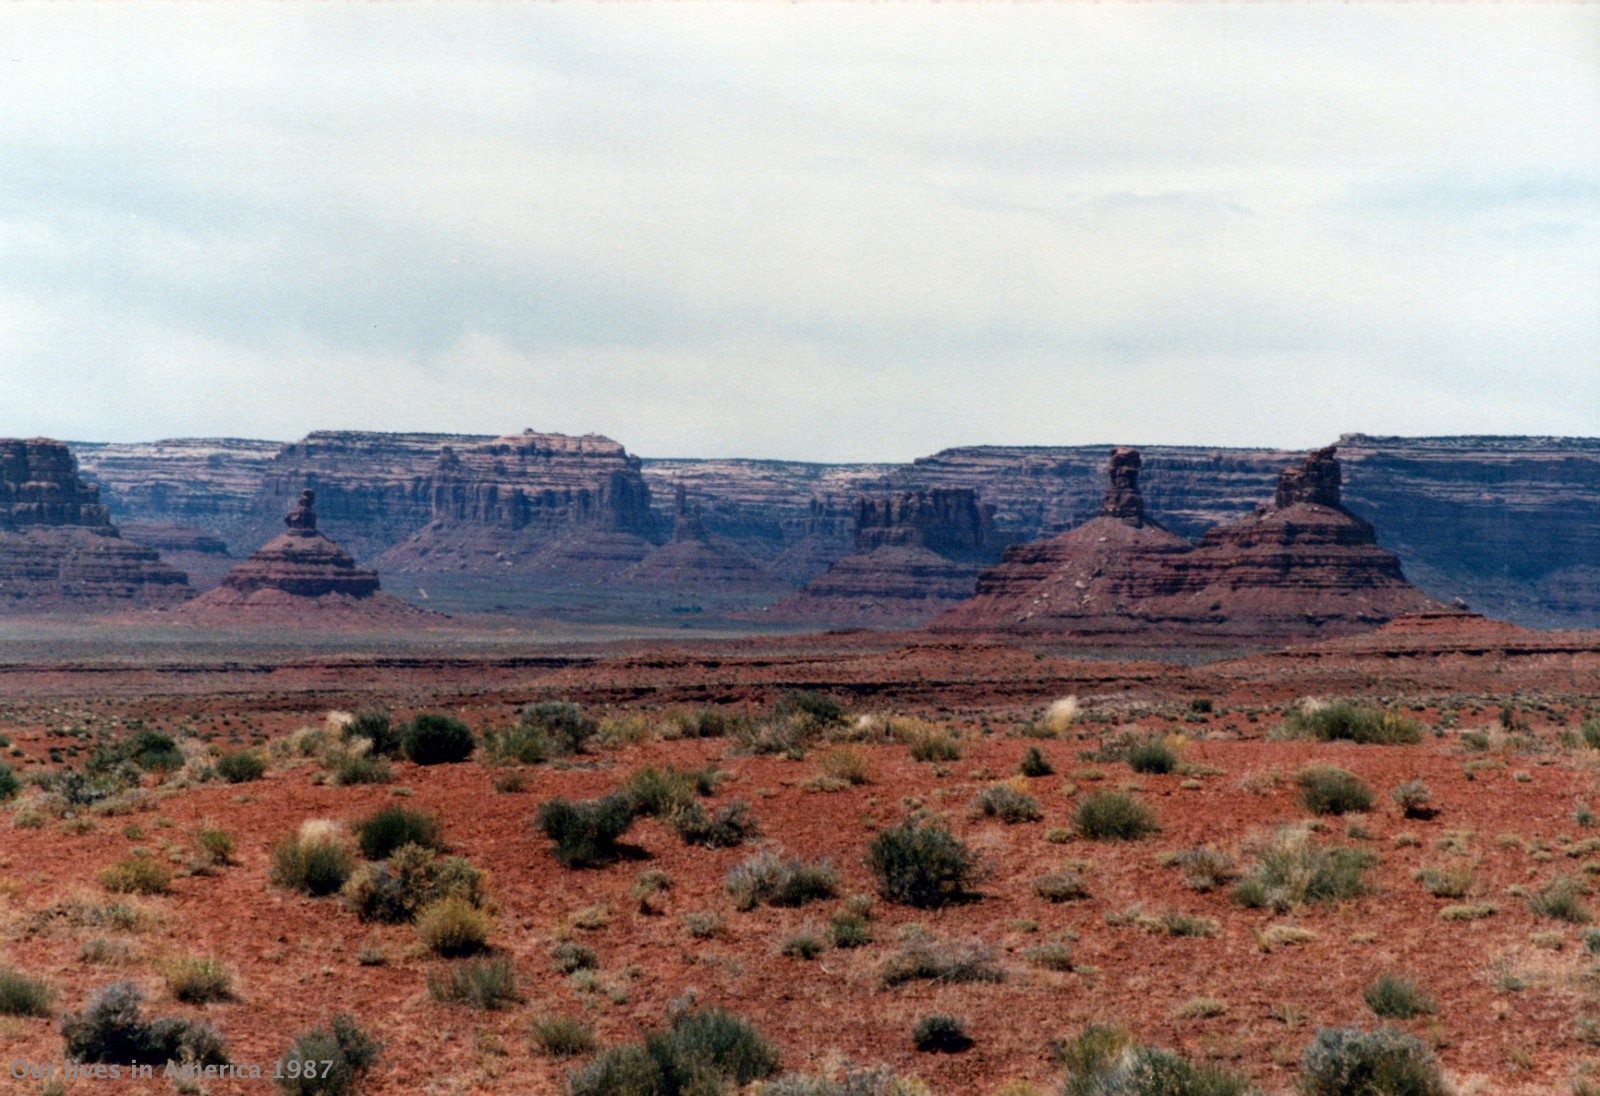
[0, 3, 1595, 461]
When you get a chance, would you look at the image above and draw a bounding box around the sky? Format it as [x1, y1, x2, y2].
[0, 3, 1595, 462]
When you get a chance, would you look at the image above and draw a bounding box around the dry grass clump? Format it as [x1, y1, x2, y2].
[725, 851, 839, 911]
[1278, 698, 1424, 745]
[879, 934, 1004, 988]
[1234, 827, 1376, 912]
[99, 854, 172, 896]
[415, 895, 492, 956]
[270, 819, 357, 897]
[165, 956, 234, 1003]
[1173, 846, 1238, 892]
[1044, 696, 1082, 735]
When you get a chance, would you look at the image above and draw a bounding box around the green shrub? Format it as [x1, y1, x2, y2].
[781, 925, 826, 959]
[341, 845, 486, 924]
[1019, 746, 1054, 777]
[482, 723, 551, 765]
[1063, 1042, 1257, 1096]
[332, 754, 392, 786]
[276, 1014, 381, 1096]
[830, 903, 874, 949]
[1296, 766, 1375, 816]
[868, 822, 979, 909]
[879, 936, 1003, 987]
[1299, 1027, 1446, 1096]
[166, 956, 233, 1003]
[92, 728, 185, 773]
[1234, 829, 1376, 912]
[774, 690, 848, 727]
[536, 793, 637, 868]
[567, 1007, 777, 1096]
[426, 956, 520, 1010]
[1529, 875, 1592, 923]
[1175, 847, 1238, 892]
[61, 981, 227, 1067]
[1074, 790, 1159, 840]
[671, 800, 759, 848]
[1582, 718, 1600, 751]
[1282, 701, 1423, 745]
[346, 711, 401, 758]
[0, 761, 17, 801]
[909, 732, 961, 763]
[270, 828, 356, 897]
[1025, 940, 1076, 971]
[973, 783, 1042, 823]
[1127, 737, 1180, 774]
[400, 714, 475, 765]
[216, 750, 266, 784]
[353, 806, 443, 861]
[1363, 975, 1435, 1020]
[518, 702, 599, 755]
[624, 766, 705, 817]
[912, 1014, 971, 1053]
[196, 827, 236, 867]
[1034, 869, 1090, 903]
[415, 895, 491, 956]
[100, 855, 172, 896]
[551, 940, 598, 973]
[725, 852, 839, 910]
[0, 967, 53, 1016]
[1391, 781, 1433, 819]
[531, 1015, 595, 1057]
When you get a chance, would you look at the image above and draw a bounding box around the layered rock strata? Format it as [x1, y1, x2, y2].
[0, 439, 191, 611]
[619, 486, 774, 590]
[770, 488, 998, 622]
[937, 447, 1442, 643]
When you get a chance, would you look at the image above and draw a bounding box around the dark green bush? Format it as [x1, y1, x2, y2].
[482, 722, 551, 765]
[774, 690, 848, 727]
[1529, 874, 1591, 923]
[911, 1014, 971, 1053]
[0, 967, 53, 1016]
[536, 793, 637, 868]
[0, 761, 16, 801]
[270, 833, 355, 897]
[353, 806, 444, 861]
[1234, 830, 1376, 912]
[567, 1007, 777, 1096]
[550, 941, 598, 974]
[1065, 1044, 1257, 1096]
[277, 1014, 381, 1096]
[347, 711, 401, 758]
[215, 750, 266, 783]
[341, 845, 486, 924]
[89, 728, 184, 774]
[518, 702, 599, 755]
[1296, 766, 1375, 816]
[867, 822, 979, 909]
[1282, 702, 1422, 746]
[624, 766, 706, 817]
[1074, 791, 1159, 840]
[531, 1015, 595, 1057]
[1018, 746, 1054, 777]
[672, 801, 759, 848]
[1363, 975, 1436, 1020]
[426, 957, 521, 1010]
[61, 981, 227, 1067]
[909, 732, 961, 763]
[332, 754, 392, 786]
[973, 784, 1042, 823]
[400, 714, 475, 765]
[1126, 737, 1180, 774]
[1299, 1027, 1446, 1096]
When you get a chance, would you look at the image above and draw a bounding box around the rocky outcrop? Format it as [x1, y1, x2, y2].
[118, 522, 234, 590]
[184, 490, 427, 625]
[377, 430, 658, 579]
[0, 439, 191, 611]
[937, 447, 1442, 643]
[935, 448, 1193, 636]
[619, 485, 776, 591]
[769, 488, 999, 623]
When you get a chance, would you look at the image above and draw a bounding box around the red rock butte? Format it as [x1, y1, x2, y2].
[0, 438, 190, 611]
[936, 445, 1443, 643]
[205, 489, 381, 599]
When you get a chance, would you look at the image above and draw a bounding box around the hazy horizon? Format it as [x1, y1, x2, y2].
[3, 3, 1595, 461]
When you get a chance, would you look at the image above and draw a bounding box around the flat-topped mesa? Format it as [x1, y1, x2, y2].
[212, 490, 382, 600]
[0, 438, 113, 530]
[376, 429, 658, 578]
[1100, 446, 1150, 525]
[0, 439, 192, 612]
[1273, 445, 1342, 510]
[767, 488, 1001, 623]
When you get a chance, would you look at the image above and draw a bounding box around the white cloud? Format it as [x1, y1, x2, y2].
[0, 2, 1593, 458]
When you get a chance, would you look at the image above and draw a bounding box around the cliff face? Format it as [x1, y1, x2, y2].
[376, 430, 658, 577]
[937, 447, 1442, 642]
[71, 439, 281, 544]
[0, 439, 190, 611]
[770, 487, 999, 623]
